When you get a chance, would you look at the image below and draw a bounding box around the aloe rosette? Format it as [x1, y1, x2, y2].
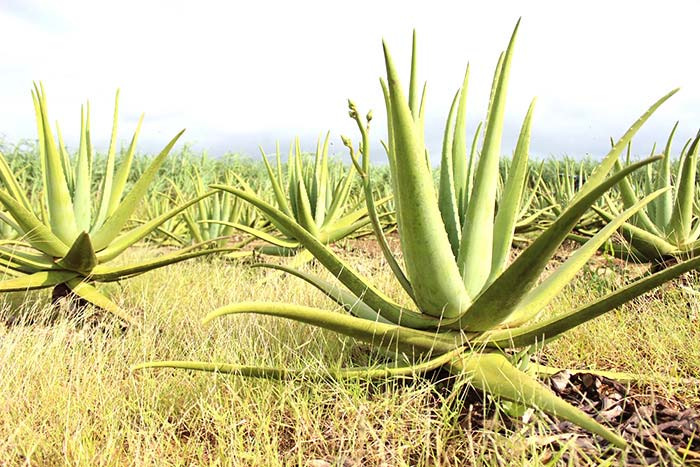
[0, 85, 225, 324]
[210, 133, 388, 267]
[137, 23, 698, 448]
[592, 125, 700, 267]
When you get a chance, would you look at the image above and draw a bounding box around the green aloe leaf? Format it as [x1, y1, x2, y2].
[457, 20, 519, 298]
[254, 263, 392, 324]
[383, 39, 471, 318]
[91, 248, 227, 282]
[133, 347, 464, 380]
[452, 156, 661, 331]
[448, 351, 626, 448]
[213, 184, 438, 329]
[504, 188, 667, 327]
[65, 278, 135, 325]
[56, 231, 97, 275]
[482, 254, 700, 349]
[0, 270, 79, 292]
[204, 302, 460, 356]
[0, 189, 68, 258]
[490, 98, 536, 280]
[32, 83, 79, 244]
[91, 129, 185, 251]
[96, 190, 214, 262]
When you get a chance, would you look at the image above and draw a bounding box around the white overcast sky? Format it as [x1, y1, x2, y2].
[1, 0, 699, 163]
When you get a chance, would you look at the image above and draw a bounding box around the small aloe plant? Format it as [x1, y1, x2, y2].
[211, 134, 387, 268]
[136, 23, 697, 448]
[594, 125, 700, 267]
[0, 85, 223, 324]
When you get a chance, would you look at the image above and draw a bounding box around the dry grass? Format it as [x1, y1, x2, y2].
[0, 246, 699, 466]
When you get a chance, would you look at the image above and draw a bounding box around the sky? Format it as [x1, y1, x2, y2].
[1, 1, 699, 164]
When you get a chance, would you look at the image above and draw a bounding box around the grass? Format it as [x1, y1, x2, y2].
[1, 244, 699, 466]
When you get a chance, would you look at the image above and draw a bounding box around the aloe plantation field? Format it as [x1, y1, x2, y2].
[1, 22, 700, 467]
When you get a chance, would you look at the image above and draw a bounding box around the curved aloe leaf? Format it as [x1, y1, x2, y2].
[504, 188, 667, 327]
[92, 248, 228, 282]
[204, 302, 460, 355]
[65, 278, 135, 325]
[134, 347, 464, 380]
[449, 351, 626, 448]
[0, 270, 79, 292]
[254, 263, 392, 324]
[482, 254, 700, 349]
[0, 189, 68, 258]
[457, 20, 519, 298]
[212, 184, 439, 329]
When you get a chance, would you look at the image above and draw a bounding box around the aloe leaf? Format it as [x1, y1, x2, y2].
[254, 263, 392, 324]
[56, 231, 97, 274]
[204, 302, 459, 355]
[452, 65, 470, 221]
[438, 90, 462, 256]
[0, 190, 68, 258]
[613, 160, 663, 236]
[259, 146, 292, 216]
[323, 164, 357, 227]
[91, 248, 226, 282]
[452, 156, 661, 331]
[572, 88, 678, 203]
[92, 91, 121, 232]
[669, 133, 700, 245]
[73, 105, 92, 232]
[457, 20, 519, 298]
[108, 114, 144, 217]
[0, 270, 79, 292]
[654, 122, 678, 229]
[0, 245, 55, 271]
[96, 190, 214, 262]
[213, 184, 438, 329]
[448, 351, 626, 448]
[91, 129, 185, 250]
[134, 347, 464, 379]
[490, 98, 536, 280]
[504, 188, 666, 327]
[0, 154, 32, 211]
[593, 206, 677, 258]
[383, 39, 472, 318]
[32, 84, 78, 244]
[65, 278, 135, 325]
[482, 254, 700, 349]
[211, 221, 299, 249]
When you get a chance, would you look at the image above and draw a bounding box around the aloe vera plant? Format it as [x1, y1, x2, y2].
[211, 134, 386, 267]
[593, 125, 700, 267]
[137, 23, 698, 448]
[0, 85, 223, 324]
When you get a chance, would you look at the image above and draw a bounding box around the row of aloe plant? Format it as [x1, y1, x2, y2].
[135, 22, 700, 449]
